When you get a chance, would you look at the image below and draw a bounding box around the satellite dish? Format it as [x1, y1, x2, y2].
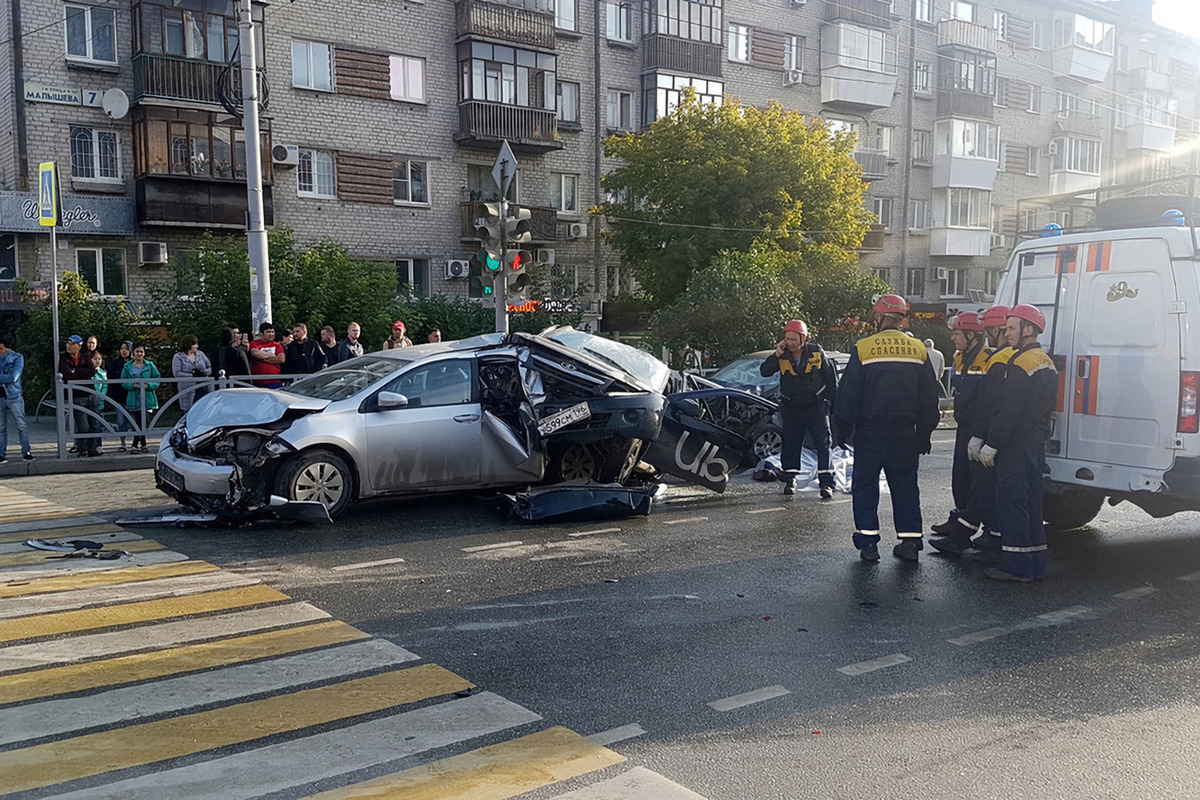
[101, 88, 129, 120]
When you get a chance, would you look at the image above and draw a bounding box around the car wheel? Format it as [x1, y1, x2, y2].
[1042, 486, 1104, 531]
[550, 443, 599, 482]
[275, 449, 355, 518]
[747, 421, 783, 464]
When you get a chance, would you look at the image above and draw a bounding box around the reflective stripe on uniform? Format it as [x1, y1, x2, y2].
[897, 532, 923, 538]
[856, 530, 879, 536]
[1002, 544, 1048, 553]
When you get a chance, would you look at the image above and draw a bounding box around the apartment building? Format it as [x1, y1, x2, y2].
[1, 0, 1198, 323]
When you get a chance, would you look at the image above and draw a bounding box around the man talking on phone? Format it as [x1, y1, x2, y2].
[759, 319, 838, 498]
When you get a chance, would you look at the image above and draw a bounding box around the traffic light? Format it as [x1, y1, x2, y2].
[474, 202, 502, 277]
[506, 249, 532, 297]
[469, 250, 499, 297]
[504, 206, 532, 246]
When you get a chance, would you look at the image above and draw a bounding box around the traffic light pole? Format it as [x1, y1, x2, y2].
[240, 0, 272, 331]
[495, 196, 509, 335]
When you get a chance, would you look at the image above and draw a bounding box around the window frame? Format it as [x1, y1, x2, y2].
[557, 80, 581, 124]
[606, 2, 633, 42]
[915, 0, 933, 23]
[909, 198, 931, 231]
[727, 23, 750, 62]
[64, 3, 117, 65]
[993, 10, 1008, 41]
[939, 267, 965, 299]
[605, 89, 633, 131]
[551, 172, 580, 215]
[393, 159, 430, 206]
[75, 247, 127, 297]
[396, 257, 432, 299]
[872, 197, 893, 229]
[292, 40, 333, 92]
[952, 1, 976, 23]
[297, 148, 336, 198]
[905, 267, 925, 297]
[555, 0, 576, 32]
[0, 234, 19, 281]
[912, 130, 932, 163]
[913, 60, 932, 94]
[69, 126, 122, 183]
[784, 35, 803, 72]
[389, 54, 426, 104]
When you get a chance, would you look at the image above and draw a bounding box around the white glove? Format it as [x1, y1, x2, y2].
[978, 445, 998, 468]
[967, 437, 984, 461]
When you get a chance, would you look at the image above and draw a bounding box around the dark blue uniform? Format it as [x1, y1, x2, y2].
[962, 345, 1016, 550]
[986, 342, 1058, 579]
[761, 344, 838, 489]
[950, 342, 989, 513]
[833, 330, 941, 550]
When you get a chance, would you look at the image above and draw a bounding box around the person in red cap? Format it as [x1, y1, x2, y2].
[972, 304, 1058, 582]
[833, 294, 941, 562]
[759, 318, 838, 497]
[382, 321, 413, 350]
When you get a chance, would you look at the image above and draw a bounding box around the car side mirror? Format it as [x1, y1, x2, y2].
[377, 391, 409, 409]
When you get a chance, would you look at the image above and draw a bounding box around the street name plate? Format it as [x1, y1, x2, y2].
[537, 402, 591, 436]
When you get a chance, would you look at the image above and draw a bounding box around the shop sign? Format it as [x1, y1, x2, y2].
[0, 191, 135, 236]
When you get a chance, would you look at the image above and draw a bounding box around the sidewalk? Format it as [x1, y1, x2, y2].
[0, 415, 160, 477]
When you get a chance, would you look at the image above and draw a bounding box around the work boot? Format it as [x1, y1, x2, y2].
[930, 511, 961, 536]
[963, 546, 1002, 566]
[859, 543, 880, 562]
[820, 486, 833, 500]
[893, 539, 922, 562]
[929, 535, 973, 557]
[783, 479, 795, 496]
[983, 567, 1037, 583]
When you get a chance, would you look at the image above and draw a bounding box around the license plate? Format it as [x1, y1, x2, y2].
[157, 462, 185, 492]
[537, 401, 591, 436]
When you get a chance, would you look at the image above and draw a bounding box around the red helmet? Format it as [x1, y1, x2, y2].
[952, 312, 984, 332]
[980, 305, 1011, 328]
[872, 294, 909, 316]
[1008, 304, 1046, 332]
[784, 319, 808, 336]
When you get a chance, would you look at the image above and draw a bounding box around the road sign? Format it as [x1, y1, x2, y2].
[38, 162, 60, 227]
[491, 140, 518, 197]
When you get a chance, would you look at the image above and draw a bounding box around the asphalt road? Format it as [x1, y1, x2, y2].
[7, 432, 1200, 799]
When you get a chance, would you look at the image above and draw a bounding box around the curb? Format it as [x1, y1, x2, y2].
[0, 453, 156, 477]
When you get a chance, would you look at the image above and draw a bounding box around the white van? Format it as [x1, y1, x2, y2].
[994, 207, 1200, 529]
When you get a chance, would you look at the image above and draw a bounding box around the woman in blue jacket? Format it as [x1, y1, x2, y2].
[121, 344, 161, 453]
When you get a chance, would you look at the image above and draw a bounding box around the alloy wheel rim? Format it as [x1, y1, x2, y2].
[755, 430, 783, 459]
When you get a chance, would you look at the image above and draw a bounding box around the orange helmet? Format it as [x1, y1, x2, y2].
[872, 294, 909, 316]
[952, 312, 984, 332]
[980, 305, 1010, 328]
[784, 319, 808, 336]
[1008, 304, 1046, 332]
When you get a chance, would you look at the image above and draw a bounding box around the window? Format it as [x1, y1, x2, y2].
[1030, 20, 1043, 49]
[938, 47, 996, 96]
[940, 268, 965, 298]
[389, 55, 425, 103]
[458, 42, 556, 111]
[147, 1, 242, 62]
[1050, 137, 1101, 174]
[607, 263, 636, 296]
[134, 115, 263, 181]
[866, 126, 893, 156]
[872, 268, 891, 287]
[550, 264, 581, 300]
[915, 0, 932, 23]
[906, 268, 925, 297]
[76, 248, 126, 296]
[1025, 146, 1040, 176]
[65, 4, 116, 63]
[912, 130, 932, 163]
[557, 81, 580, 124]
[467, 163, 519, 202]
[934, 119, 1000, 160]
[70, 127, 120, 182]
[727, 24, 749, 62]
[933, 188, 992, 228]
[555, 0, 575, 31]
[643, 73, 721, 125]
[646, 0, 722, 45]
[984, 269, 1000, 296]
[952, 1, 976, 23]
[1053, 14, 1114, 54]
[552, 173, 579, 214]
[396, 258, 431, 298]
[393, 159, 429, 205]
[784, 36, 803, 72]
[0, 235, 18, 281]
[872, 197, 893, 229]
[1027, 85, 1042, 113]
[994, 77, 1009, 107]
[607, 2, 633, 42]
[298, 149, 336, 197]
[1116, 44, 1129, 72]
[913, 61, 932, 94]
[385, 359, 471, 407]
[606, 89, 633, 130]
[1054, 89, 1079, 116]
[993, 11, 1008, 41]
[292, 41, 333, 91]
[909, 198, 931, 230]
[823, 23, 897, 75]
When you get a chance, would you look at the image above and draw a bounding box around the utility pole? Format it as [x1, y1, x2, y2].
[240, 0, 271, 329]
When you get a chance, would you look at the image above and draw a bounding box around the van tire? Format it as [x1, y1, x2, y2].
[1042, 486, 1104, 531]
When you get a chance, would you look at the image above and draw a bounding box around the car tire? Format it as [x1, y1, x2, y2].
[746, 420, 783, 465]
[274, 448, 355, 518]
[548, 443, 599, 482]
[1042, 486, 1104, 531]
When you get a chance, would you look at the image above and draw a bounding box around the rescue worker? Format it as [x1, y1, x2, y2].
[975, 304, 1058, 582]
[929, 312, 989, 552]
[833, 295, 941, 562]
[759, 319, 838, 498]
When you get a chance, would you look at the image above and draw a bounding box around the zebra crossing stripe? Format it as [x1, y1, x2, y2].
[0, 584, 289, 643]
[0, 560, 218, 599]
[0, 523, 123, 544]
[0, 620, 368, 706]
[0, 516, 112, 536]
[551, 766, 709, 799]
[0, 664, 474, 795]
[303, 726, 625, 800]
[2, 550, 192, 581]
[0, 531, 145, 556]
[0, 538, 165, 569]
[0, 570, 261, 619]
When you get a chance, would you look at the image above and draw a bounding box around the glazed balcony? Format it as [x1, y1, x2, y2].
[825, 0, 893, 30]
[455, 0, 555, 50]
[937, 89, 995, 119]
[642, 34, 723, 79]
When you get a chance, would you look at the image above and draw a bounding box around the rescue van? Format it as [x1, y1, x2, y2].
[994, 204, 1200, 529]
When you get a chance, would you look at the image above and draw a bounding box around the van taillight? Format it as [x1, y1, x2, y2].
[1181, 373, 1199, 434]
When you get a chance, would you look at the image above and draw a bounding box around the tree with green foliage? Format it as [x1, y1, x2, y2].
[599, 91, 873, 308]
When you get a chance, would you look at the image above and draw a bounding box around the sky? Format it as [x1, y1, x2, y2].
[1153, 0, 1200, 38]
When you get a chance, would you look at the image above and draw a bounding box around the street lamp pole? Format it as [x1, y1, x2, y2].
[239, 0, 271, 329]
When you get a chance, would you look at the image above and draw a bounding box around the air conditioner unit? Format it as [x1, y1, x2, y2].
[567, 222, 588, 239]
[536, 248, 556, 265]
[783, 69, 803, 87]
[936, 267, 948, 280]
[272, 144, 300, 167]
[138, 241, 168, 266]
[990, 233, 1009, 250]
[1044, 141, 1059, 156]
[790, 0, 807, 5]
[445, 259, 470, 279]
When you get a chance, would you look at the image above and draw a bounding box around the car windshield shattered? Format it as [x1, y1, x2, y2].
[285, 356, 404, 401]
[544, 328, 670, 391]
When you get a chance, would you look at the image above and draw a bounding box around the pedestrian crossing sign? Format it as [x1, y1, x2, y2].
[38, 161, 60, 227]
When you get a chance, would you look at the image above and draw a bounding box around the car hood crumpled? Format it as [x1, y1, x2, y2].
[184, 388, 330, 438]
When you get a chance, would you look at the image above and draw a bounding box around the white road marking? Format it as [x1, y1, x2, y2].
[1114, 586, 1159, 600]
[746, 507, 787, 515]
[663, 516, 708, 526]
[46, 692, 541, 800]
[1176, 570, 1200, 583]
[0, 550, 189, 582]
[461, 540, 524, 553]
[706, 684, 791, 712]
[949, 606, 1092, 647]
[0, 516, 110, 536]
[331, 557, 406, 572]
[0, 603, 330, 673]
[551, 766, 709, 799]
[0, 639, 420, 745]
[1036, 605, 1090, 624]
[0, 571, 259, 619]
[948, 627, 1010, 647]
[0, 531, 144, 555]
[569, 527, 622, 538]
[838, 653, 912, 676]
[587, 723, 648, 746]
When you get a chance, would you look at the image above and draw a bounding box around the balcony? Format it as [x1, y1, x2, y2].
[820, 23, 898, 109]
[932, 154, 999, 191]
[1049, 171, 1101, 196]
[642, 34, 723, 79]
[857, 223, 886, 251]
[454, 0, 555, 50]
[1054, 110, 1106, 139]
[825, 0, 892, 30]
[459, 202, 558, 242]
[1052, 46, 1113, 84]
[937, 89, 994, 119]
[937, 19, 996, 52]
[132, 54, 239, 107]
[853, 151, 890, 179]
[136, 176, 273, 229]
[455, 101, 562, 152]
[929, 227, 990, 257]
[1129, 67, 1171, 94]
[1125, 122, 1176, 153]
